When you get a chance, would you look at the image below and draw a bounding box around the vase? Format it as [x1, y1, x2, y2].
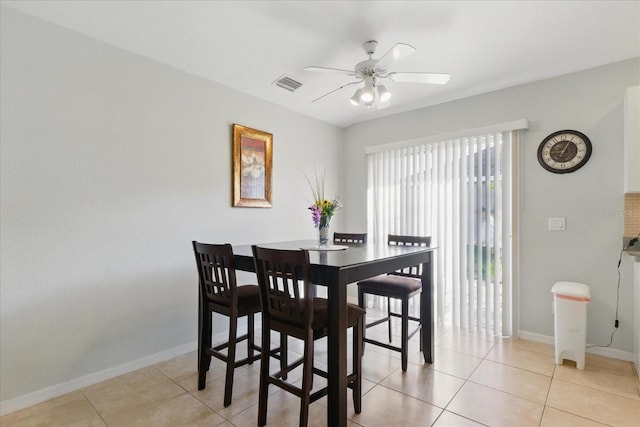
[318, 225, 330, 246]
[317, 215, 331, 247]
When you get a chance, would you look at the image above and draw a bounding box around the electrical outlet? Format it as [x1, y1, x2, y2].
[548, 217, 565, 231]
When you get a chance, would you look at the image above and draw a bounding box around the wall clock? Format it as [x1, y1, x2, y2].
[537, 130, 592, 174]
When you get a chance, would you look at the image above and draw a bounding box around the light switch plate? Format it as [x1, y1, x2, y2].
[548, 217, 566, 231]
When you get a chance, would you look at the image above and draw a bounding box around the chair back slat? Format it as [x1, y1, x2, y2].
[387, 234, 431, 278]
[333, 232, 367, 244]
[252, 246, 313, 327]
[193, 241, 237, 305]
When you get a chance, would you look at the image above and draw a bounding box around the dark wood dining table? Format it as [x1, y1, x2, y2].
[233, 239, 436, 427]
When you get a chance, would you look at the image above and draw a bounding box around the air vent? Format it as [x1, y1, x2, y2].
[273, 75, 302, 92]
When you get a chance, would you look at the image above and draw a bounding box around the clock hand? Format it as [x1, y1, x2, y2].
[559, 140, 570, 158]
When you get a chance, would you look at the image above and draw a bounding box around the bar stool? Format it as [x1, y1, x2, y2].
[192, 241, 262, 407]
[252, 245, 364, 427]
[357, 234, 431, 371]
[333, 232, 367, 244]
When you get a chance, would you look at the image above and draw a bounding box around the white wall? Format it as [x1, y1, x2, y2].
[0, 7, 344, 407]
[343, 58, 640, 356]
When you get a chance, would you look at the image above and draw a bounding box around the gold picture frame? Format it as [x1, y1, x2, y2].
[232, 124, 273, 208]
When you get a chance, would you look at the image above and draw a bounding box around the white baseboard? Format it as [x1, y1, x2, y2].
[518, 330, 635, 362]
[517, 330, 555, 346]
[0, 341, 198, 416]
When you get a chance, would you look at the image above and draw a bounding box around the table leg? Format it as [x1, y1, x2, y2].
[421, 251, 434, 363]
[326, 272, 347, 427]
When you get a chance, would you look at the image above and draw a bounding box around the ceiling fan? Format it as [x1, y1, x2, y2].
[305, 40, 450, 108]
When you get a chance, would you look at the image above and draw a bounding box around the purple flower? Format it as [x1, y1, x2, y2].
[309, 204, 322, 227]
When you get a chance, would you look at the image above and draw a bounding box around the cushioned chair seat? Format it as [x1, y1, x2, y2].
[270, 298, 364, 330]
[310, 298, 366, 330]
[211, 284, 261, 310]
[357, 275, 421, 297]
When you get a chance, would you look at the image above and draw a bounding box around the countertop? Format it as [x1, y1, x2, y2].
[627, 249, 640, 262]
[625, 239, 640, 262]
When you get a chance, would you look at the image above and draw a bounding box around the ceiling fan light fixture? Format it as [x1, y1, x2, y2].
[360, 88, 374, 103]
[360, 78, 375, 103]
[377, 84, 391, 102]
[350, 89, 363, 106]
[361, 93, 373, 103]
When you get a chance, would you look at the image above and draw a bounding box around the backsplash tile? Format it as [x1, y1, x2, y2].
[624, 193, 640, 238]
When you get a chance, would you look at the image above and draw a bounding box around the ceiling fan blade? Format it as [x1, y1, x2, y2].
[304, 66, 356, 76]
[375, 43, 416, 70]
[311, 80, 361, 103]
[387, 72, 450, 85]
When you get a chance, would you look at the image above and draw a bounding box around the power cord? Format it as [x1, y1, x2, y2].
[588, 232, 639, 348]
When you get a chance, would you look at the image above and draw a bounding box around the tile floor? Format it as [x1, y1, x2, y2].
[3, 305, 640, 427]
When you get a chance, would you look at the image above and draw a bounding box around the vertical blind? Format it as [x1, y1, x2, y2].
[366, 123, 525, 336]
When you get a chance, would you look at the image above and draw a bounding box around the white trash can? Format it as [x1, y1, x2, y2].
[551, 281, 591, 370]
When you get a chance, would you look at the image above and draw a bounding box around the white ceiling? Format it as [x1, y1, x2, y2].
[3, 0, 640, 128]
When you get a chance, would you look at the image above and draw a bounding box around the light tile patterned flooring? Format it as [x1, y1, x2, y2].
[3, 305, 640, 427]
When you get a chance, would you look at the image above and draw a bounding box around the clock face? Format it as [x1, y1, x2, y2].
[537, 130, 592, 174]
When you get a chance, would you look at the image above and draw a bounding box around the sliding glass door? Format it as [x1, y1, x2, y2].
[366, 126, 523, 337]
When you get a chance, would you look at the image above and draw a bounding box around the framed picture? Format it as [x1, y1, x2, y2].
[232, 124, 273, 207]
